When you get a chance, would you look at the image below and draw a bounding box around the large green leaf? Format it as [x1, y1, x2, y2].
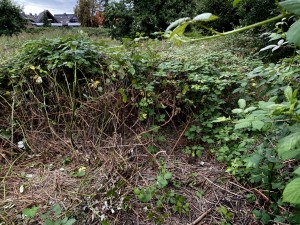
[284, 86, 293, 102]
[165, 17, 190, 32]
[238, 99, 246, 109]
[252, 120, 265, 130]
[294, 167, 300, 175]
[280, 0, 300, 15]
[287, 20, 300, 47]
[234, 120, 252, 129]
[169, 22, 190, 40]
[277, 131, 300, 160]
[283, 178, 300, 204]
[280, 149, 300, 161]
[233, 0, 241, 7]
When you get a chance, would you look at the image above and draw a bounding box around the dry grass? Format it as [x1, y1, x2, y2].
[1, 114, 261, 224]
[0, 30, 265, 225]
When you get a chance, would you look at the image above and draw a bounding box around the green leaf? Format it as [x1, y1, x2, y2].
[234, 120, 251, 129]
[238, 99, 246, 109]
[280, 0, 300, 15]
[233, 0, 241, 7]
[193, 13, 219, 22]
[283, 178, 300, 204]
[261, 211, 271, 224]
[169, 22, 190, 39]
[134, 188, 140, 195]
[118, 88, 128, 103]
[284, 86, 293, 102]
[157, 176, 168, 188]
[252, 120, 265, 130]
[277, 131, 300, 160]
[72, 166, 86, 177]
[287, 20, 300, 47]
[52, 204, 62, 216]
[245, 154, 263, 168]
[129, 67, 135, 75]
[212, 116, 231, 123]
[232, 108, 244, 114]
[54, 220, 62, 225]
[280, 149, 300, 160]
[165, 17, 190, 32]
[164, 172, 172, 180]
[64, 218, 76, 225]
[44, 219, 54, 225]
[139, 188, 154, 202]
[22, 206, 39, 219]
[244, 106, 257, 113]
[294, 167, 300, 175]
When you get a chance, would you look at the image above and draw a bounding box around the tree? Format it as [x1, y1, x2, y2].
[74, 0, 104, 27]
[104, 2, 134, 39]
[0, 0, 26, 37]
[128, 0, 197, 34]
[104, 0, 198, 38]
[195, 0, 239, 31]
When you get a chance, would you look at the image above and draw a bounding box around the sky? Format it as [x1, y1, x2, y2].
[14, 0, 77, 14]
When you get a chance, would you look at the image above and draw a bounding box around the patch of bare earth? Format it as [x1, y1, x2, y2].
[0, 127, 263, 225]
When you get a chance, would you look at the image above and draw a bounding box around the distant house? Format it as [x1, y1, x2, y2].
[22, 10, 80, 27]
[54, 13, 79, 27]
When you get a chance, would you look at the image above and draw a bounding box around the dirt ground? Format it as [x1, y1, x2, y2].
[0, 128, 265, 225]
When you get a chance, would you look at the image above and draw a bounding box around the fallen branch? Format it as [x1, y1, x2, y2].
[188, 208, 212, 225]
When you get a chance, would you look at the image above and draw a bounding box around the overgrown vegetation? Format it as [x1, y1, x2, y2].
[1, 0, 300, 224]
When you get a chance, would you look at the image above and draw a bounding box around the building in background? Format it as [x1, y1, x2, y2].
[22, 10, 80, 27]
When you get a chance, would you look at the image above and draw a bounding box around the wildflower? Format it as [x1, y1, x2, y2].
[100, 214, 106, 221]
[17, 141, 25, 149]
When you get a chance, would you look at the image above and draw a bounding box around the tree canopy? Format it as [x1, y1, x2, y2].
[0, 0, 26, 37]
[74, 0, 107, 27]
[104, 0, 198, 39]
[104, 0, 280, 39]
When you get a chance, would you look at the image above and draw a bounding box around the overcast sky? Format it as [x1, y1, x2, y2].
[14, 0, 77, 14]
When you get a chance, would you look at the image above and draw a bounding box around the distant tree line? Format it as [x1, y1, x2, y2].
[101, 0, 279, 39]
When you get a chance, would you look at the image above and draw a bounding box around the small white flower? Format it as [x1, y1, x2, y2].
[111, 208, 115, 214]
[17, 141, 25, 149]
[102, 201, 109, 210]
[100, 214, 106, 221]
[36, 76, 42, 84]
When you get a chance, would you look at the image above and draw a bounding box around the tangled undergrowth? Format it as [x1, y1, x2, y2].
[0, 32, 299, 224]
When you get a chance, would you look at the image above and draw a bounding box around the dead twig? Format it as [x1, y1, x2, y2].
[253, 188, 286, 211]
[200, 174, 243, 198]
[170, 116, 192, 155]
[188, 208, 212, 225]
